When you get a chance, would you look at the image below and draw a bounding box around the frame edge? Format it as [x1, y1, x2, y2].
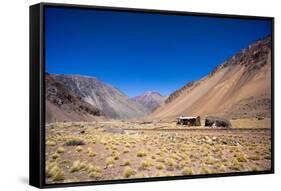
[29, 3, 44, 188]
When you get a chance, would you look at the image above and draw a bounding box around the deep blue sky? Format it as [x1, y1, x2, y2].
[45, 7, 271, 97]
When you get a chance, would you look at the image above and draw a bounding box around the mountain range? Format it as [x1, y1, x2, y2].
[46, 74, 167, 122]
[46, 36, 271, 123]
[148, 36, 272, 120]
[131, 91, 167, 113]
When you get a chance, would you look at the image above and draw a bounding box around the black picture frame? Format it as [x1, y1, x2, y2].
[30, 2, 275, 188]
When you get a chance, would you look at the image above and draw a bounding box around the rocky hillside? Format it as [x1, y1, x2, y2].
[45, 74, 102, 123]
[131, 91, 167, 113]
[149, 36, 272, 120]
[52, 74, 147, 119]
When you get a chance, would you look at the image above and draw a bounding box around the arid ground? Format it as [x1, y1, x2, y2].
[45, 118, 271, 184]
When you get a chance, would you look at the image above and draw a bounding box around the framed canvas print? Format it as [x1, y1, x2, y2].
[29, 2, 274, 188]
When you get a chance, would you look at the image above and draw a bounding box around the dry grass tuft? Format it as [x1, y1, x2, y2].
[70, 160, 81, 173]
[123, 166, 135, 178]
[52, 168, 64, 181]
[165, 158, 175, 169]
[248, 155, 260, 161]
[123, 148, 130, 153]
[88, 151, 96, 157]
[137, 149, 147, 157]
[75, 146, 83, 152]
[46, 140, 56, 146]
[51, 153, 59, 160]
[156, 163, 165, 170]
[111, 151, 120, 160]
[200, 164, 212, 174]
[139, 159, 153, 170]
[89, 171, 102, 179]
[46, 162, 64, 181]
[229, 159, 244, 171]
[234, 152, 247, 162]
[88, 164, 102, 179]
[123, 160, 131, 166]
[182, 167, 193, 175]
[56, 147, 65, 153]
[106, 157, 115, 167]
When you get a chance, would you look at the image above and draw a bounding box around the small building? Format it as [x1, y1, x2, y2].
[177, 116, 201, 126]
[204, 116, 231, 128]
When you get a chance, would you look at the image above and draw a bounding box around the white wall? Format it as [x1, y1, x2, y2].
[0, 0, 279, 190]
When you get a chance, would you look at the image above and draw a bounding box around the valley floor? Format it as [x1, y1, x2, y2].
[45, 119, 272, 184]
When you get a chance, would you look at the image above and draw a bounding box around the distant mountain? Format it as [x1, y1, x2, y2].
[51, 74, 147, 119]
[149, 36, 272, 120]
[131, 91, 167, 113]
[45, 74, 102, 123]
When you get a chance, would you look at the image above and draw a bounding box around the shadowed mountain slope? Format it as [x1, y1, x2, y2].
[52, 75, 147, 119]
[46, 74, 102, 123]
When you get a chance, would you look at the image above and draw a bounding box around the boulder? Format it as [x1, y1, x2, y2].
[205, 116, 231, 128]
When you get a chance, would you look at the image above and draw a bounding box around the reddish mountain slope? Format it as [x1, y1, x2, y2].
[149, 36, 272, 120]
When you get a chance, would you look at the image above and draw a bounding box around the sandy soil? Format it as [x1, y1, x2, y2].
[45, 118, 271, 184]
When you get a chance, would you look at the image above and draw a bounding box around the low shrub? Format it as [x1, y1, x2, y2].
[182, 167, 193, 175]
[123, 166, 135, 178]
[70, 160, 81, 173]
[106, 157, 115, 167]
[75, 146, 83, 152]
[56, 147, 65, 153]
[139, 159, 153, 170]
[137, 149, 147, 157]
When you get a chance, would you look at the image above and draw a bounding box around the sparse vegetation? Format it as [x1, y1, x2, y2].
[139, 159, 153, 170]
[89, 171, 102, 179]
[235, 152, 247, 162]
[111, 151, 120, 160]
[88, 151, 96, 157]
[156, 163, 165, 170]
[75, 146, 83, 152]
[46, 140, 56, 146]
[52, 168, 65, 181]
[45, 120, 271, 183]
[165, 158, 175, 170]
[182, 167, 193, 175]
[46, 162, 64, 181]
[123, 160, 131, 166]
[51, 153, 59, 160]
[123, 166, 135, 178]
[137, 149, 147, 157]
[248, 155, 260, 161]
[106, 157, 115, 167]
[88, 164, 102, 179]
[56, 147, 65, 153]
[123, 148, 129, 153]
[70, 160, 81, 173]
[200, 165, 212, 174]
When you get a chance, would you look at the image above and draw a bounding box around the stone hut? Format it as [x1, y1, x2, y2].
[177, 116, 201, 126]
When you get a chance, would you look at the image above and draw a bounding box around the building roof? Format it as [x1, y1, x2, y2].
[177, 116, 197, 119]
